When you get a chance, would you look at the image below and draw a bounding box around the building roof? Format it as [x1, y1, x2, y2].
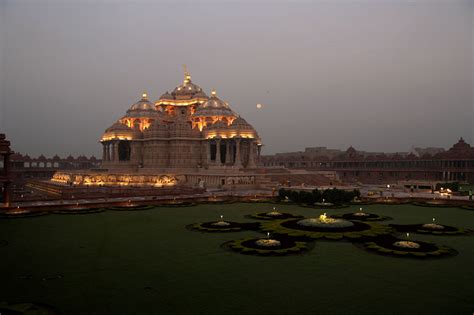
[193, 90, 236, 118]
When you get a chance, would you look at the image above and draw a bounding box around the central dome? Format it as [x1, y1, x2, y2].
[166, 71, 208, 100]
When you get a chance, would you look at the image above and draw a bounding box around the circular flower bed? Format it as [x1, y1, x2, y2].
[311, 203, 348, 209]
[161, 201, 196, 207]
[249, 212, 303, 220]
[255, 239, 281, 247]
[0, 301, 59, 315]
[260, 217, 393, 240]
[0, 209, 48, 218]
[296, 217, 354, 229]
[53, 207, 105, 214]
[188, 221, 260, 233]
[412, 201, 449, 208]
[459, 205, 474, 211]
[393, 240, 420, 249]
[332, 212, 391, 222]
[224, 236, 311, 256]
[314, 202, 334, 207]
[361, 236, 456, 258]
[106, 204, 155, 211]
[389, 223, 466, 235]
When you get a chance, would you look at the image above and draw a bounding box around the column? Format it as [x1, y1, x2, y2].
[225, 140, 231, 165]
[106, 143, 111, 161]
[215, 139, 222, 165]
[102, 143, 107, 161]
[234, 138, 242, 168]
[247, 140, 256, 168]
[114, 141, 120, 161]
[110, 142, 116, 161]
[206, 141, 211, 165]
[257, 143, 262, 163]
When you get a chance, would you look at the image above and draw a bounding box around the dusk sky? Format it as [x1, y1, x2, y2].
[0, 0, 472, 158]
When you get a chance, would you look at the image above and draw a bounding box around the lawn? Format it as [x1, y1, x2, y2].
[1, 203, 473, 314]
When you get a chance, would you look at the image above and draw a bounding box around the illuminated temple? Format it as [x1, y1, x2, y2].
[52, 69, 266, 189]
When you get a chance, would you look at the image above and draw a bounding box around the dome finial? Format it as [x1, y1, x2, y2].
[183, 64, 191, 83]
[142, 91, 148, 99]
[211, 89, 217, 97]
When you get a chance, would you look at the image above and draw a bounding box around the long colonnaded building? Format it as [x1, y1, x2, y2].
[261, 138, 474, 185]
[51, 69, 267, 190]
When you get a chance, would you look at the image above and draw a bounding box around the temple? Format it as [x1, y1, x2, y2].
[51, 69, 266, 189]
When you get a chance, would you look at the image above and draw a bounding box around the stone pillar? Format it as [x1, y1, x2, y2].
[102, 143, 107, 161]
[234, 138, 242, 168]
[257, 144, 262, 163]
[247, 141, 257, 168]
[115, 141, 120, 161]
[106, 143, 111, 161]
[215, 139, 222, 165]
[110, 142, 116, 161]
[225, 140, 231, 165]
[206, 141, 211, 166]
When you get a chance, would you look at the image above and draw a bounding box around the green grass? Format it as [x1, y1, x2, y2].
[0, 203, 473, 314]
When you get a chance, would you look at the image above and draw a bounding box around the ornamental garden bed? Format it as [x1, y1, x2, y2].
[247, 212, 303, 220]
[308, 203, 349, 209]
[53, 207, 105, 214]
[360, 235, 457, 259]
[0, 302, 59, 315]
[223, 236, 311, 256]
[0, 210, 48, 218]
[159, 201, 196, 207]
[259, 218, 393, 240]
[188, 221, 260, 233]
[411, 201, 450, 208]
[332, 212, 392, 222]
[106, 204, 155, 211]
[389, 223, 467, 235]
[459, 205, 474, 211]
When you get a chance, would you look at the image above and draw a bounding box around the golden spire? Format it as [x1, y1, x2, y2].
[211, 89, 217, 97]
[142, 91, 148, 99]
[183, 64, 191, 83]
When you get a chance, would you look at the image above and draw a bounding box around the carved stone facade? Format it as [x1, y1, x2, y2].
[52, 69, 264, 189]
[100, 70, 261, 173]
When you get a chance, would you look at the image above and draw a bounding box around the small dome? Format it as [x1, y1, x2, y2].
[228, 116, 259, 139]
[193, 90, 236, 118]
[229, 117, 252, 129]
[129, 92, 155, 111]
[103, 121, 139, 140]
[105, 121, 132, 133]
[123, 93, 162, 122]
[159, 91, 173, 100]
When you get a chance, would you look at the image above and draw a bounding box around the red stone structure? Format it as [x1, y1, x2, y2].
[9, 153, 100, 183]
[0, 134, 12, 206]
[262, 138, 474, 184]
